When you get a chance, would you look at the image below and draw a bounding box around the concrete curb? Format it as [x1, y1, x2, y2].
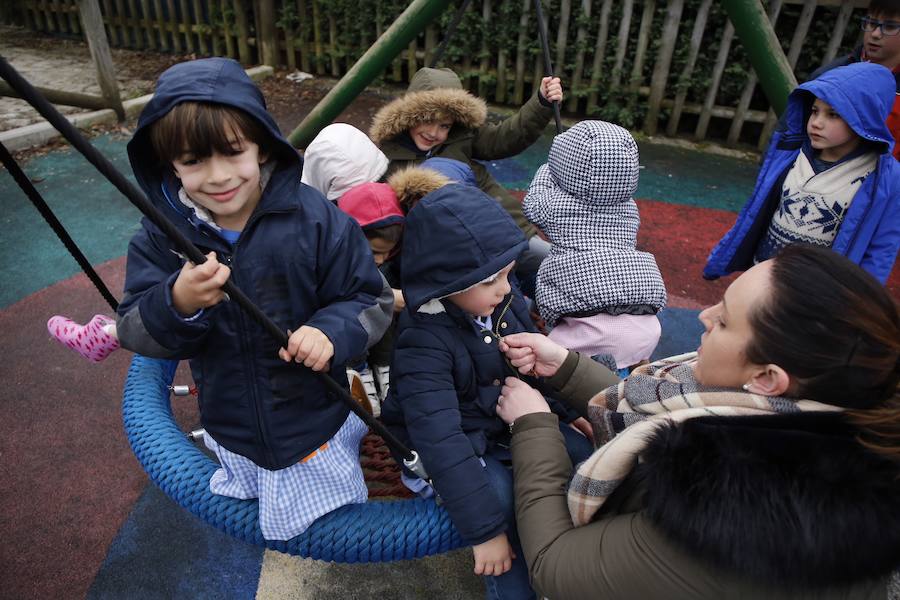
[1, 65, 274, 152]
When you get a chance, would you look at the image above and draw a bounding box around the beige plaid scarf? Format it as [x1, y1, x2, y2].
[567, 352, 843, 526]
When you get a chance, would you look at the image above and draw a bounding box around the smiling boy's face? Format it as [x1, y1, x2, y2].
[410, 118, 454, 152]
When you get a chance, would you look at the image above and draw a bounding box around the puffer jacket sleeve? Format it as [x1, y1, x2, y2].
[857, 170, 900, 283]
[470, 92, 552, 161]
[116, 223, 214, 358]
[306, 211, 393, 368]
[393, 325, 508, 545]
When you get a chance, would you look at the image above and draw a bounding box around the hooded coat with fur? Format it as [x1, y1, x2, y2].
[524, 121, 667, 326]
[370, 67, 554, 238]
[510, 352, 900, 599]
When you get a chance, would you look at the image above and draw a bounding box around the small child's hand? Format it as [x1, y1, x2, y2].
[472, 532, 515, 576]
[392, 288, 406, 314]
[540, 76, 564, 104]
[569, 416, 595, 444]
[171, 251, 231, 316]
[278, 325, 334, 371]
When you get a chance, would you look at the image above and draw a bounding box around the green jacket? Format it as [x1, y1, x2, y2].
[510, 352, 895, 599]
[370, 68, 552, 237]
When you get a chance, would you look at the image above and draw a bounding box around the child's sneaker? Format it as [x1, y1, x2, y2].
[373, 364, 390, 402]
[358, 367, 381, 417]
[47, 314, 119, 363]
[346, 369, 373, 416]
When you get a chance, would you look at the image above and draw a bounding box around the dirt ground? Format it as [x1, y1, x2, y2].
[1, 24, 400, 161]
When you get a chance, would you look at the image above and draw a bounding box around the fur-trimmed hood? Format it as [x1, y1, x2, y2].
[640, 412, 900, 588]
[369, 68, 487, 145]
[386, 165, 451, 211]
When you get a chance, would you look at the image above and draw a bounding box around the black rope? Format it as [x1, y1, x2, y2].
[0, 56, 415, 463]
[0, 141, 119, 311]
[532, 0, 563, 134]
[427, 0, 474, 69]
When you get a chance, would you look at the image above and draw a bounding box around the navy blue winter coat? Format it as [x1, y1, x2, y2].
[704, 62, 900, 283]
[380, 184, 574, 545]
[117, 58, 392, 470]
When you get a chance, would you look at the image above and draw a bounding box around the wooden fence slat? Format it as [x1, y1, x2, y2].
[628, 0, 655, 96]
[566, 0, 591, 113]
[666, 0, 711, 136]
[297, 0, 310, 72]
[758, 0, 816, 150]
[312, 0, 324, 75]
[193, 0, 207, 54]
[554, 0, 571, 80]
[644, 0, 683, 135]
[127, 0, 141, 46]
[283, 11, 296, 70]
[727, 0, 783, 145]
[329, 11, 340, 75]
[610, 0, 634, 90]
[586, 0, 613, 113]
[233, 0, 250, 63]
[140, 0, 155, 49]
[115, 0, 128, 43]
[695, 20, 734, 139]
[259, 0, 276, 65]
[478, 0, 491, 97]
[153, 0, 166, 49]
[100, 0, 116, 43]
[821, 2, 854, 66]
[179, 0, 194, 53]
[513, 0, 530, 106]
[221, 0, 234, 58]
[46, 0, 60, 32]
[165, 0, 181, 52]
[78, 0, 124, 117]
[424, 23, 437, 67]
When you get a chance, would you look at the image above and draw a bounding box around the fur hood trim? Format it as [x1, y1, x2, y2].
[640, 412, 900, 588]
[369, 88, 488, 144]
[387, 166, 451, 211]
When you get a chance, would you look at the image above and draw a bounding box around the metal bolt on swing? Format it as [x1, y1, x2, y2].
[168, 385, 197, 396]
[187, 428, 206, 442]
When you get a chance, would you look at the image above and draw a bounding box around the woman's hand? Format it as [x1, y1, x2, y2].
[496, 377, 551, 424]
[569, 416, 595, 444]
[540, 76, 564, 103]
[278, 325, 334, 371]
[499, 332, 568, 377]
[472, 532, 515, 576]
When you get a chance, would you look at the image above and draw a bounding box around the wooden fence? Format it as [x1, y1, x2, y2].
[5, 0, 872, 149]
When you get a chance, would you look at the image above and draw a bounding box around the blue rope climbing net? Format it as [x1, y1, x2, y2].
[122, 355, 465, 562]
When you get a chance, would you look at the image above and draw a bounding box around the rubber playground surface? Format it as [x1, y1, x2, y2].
[2, 129, 897, 600]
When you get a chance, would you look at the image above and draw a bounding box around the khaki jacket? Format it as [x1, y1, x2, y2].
[370, 68, 553, 237]
[510, 352, 891, 599]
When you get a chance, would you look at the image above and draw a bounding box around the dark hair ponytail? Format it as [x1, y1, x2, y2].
[744, 245, 900, 459]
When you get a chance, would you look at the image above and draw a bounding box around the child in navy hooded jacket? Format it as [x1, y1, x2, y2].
[705, 62, 900, 283]
[381, 184, 591, 599]
[115, 58, 392, 540]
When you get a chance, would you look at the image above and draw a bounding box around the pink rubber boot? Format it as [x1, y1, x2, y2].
[47, 314, 120, 363]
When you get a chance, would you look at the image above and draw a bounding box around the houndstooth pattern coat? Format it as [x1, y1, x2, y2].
[523, 120, 667, 327]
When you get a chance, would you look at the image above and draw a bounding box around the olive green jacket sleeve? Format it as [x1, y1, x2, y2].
[545, 351, 621, 418]
[470, 92, 552, 161]
[510, 413, 708, 599]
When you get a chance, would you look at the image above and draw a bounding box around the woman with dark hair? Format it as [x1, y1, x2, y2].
[496, 244, 900, 599]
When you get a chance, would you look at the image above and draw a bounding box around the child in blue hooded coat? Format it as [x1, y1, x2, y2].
[704, 62, 900, 283]
[114, 58, 393, 540]
[380, 184, 591, 599]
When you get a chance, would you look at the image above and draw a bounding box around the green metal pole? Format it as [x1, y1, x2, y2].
[287, 0, 452, 149]
[720, 0, 797, 116]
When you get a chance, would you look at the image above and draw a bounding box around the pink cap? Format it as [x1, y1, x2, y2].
[338, 182, 405, 230]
